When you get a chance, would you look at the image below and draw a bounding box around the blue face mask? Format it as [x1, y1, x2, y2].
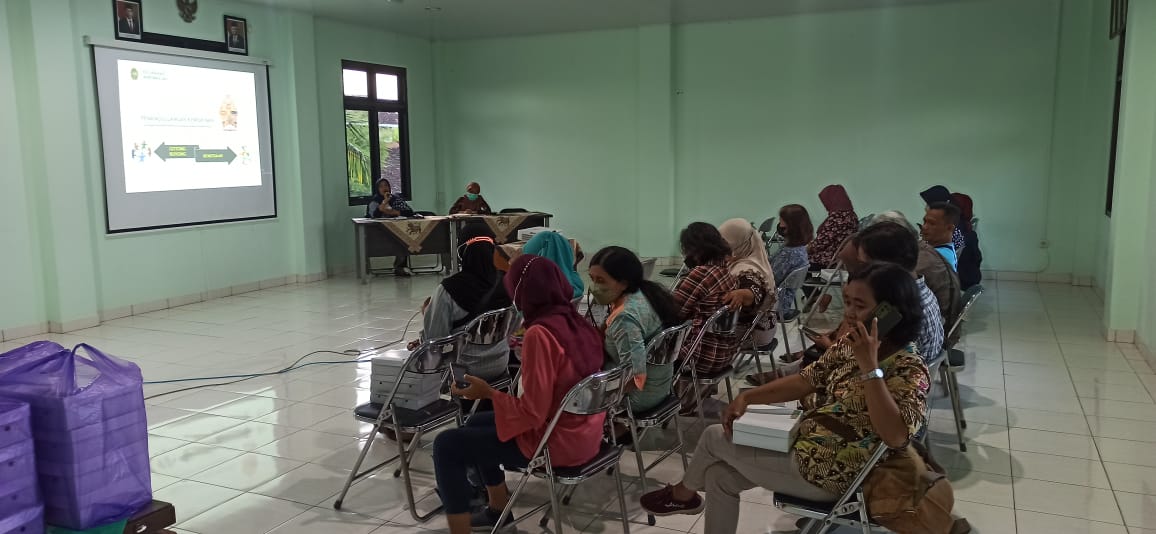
[466, 193, 479, 201]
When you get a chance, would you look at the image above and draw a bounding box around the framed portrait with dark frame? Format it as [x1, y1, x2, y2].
[224, 15, 248, 55]
[113, 0, 142, 41]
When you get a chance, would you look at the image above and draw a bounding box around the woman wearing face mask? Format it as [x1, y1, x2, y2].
[718, 219, 778, 348]
[589, 246, 682, 413]
[770, 204, 814, 310]
[449, 182, 493, 215]
[433, 255, 606, 533]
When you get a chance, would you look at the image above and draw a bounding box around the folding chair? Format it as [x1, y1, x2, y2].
[492, 364, 634, 534]
[678, 306, 739, 427]
[613, 322, 693, 526]
[938, 284, 985, 452]
[733, 310, 771, 376]
[666, 263, 688, 290]
[773, 443, 891, 534]
[333, 332, 466, 521]
[405, 210, 446, 274]
[801, 233, 855, 325]
[774, 267, 810, 361]
[460, 306, 521, 420]
[758, 217, 783, 258]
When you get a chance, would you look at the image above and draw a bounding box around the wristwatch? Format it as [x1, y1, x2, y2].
[858, 368, 884, 382]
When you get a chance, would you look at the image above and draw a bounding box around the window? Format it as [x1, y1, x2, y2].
[343, 61, 410, 204]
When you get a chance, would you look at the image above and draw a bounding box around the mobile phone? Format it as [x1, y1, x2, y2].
[449, 364, 470, 389]
[864, 301, 902, 338]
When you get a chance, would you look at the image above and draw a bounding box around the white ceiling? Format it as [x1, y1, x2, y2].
[244, 0, 975, 40]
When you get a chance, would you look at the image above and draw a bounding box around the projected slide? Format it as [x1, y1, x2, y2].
[93, 45, 276, 232]
[118, 61, 260, 193]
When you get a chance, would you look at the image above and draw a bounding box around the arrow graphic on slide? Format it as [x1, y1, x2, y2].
[155, 143, 237, 164]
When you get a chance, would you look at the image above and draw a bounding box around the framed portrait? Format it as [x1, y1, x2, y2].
[224, 16, 248, 55]
[113, 0, 142, 41]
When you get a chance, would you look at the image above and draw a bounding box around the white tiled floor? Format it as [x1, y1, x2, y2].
[4, 276, 1156, 533]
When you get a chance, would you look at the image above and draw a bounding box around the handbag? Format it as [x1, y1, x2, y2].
[807, 413, 960, 534]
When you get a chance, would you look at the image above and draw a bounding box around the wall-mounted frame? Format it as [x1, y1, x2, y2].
[224, 15, 248, 55]
[113, 0, 142, 41]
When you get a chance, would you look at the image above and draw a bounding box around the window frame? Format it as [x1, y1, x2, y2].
[342, 60, 412, 205]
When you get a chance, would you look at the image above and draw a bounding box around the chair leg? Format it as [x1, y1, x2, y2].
[673, 413, 689, 470]
[857, 490, 871, 534]
[781, 322, 793, 359]
[333, 425, 376, 509]
[613, 457, 632, 534]
[491, 471, 532, 534]
[754, 349, 765, 374]
[397, 424, 441, 522]
[941, 365, 966, 452]
[724, 377, 734, 402]
[545, 455, 566, 534]
[626, 420, 655, 526]
[951, 371, 967, 429]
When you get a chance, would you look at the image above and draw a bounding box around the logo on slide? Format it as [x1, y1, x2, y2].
[130, 68, 139, 80]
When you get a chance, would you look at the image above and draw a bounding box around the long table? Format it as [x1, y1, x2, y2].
[352, 212, 552, 283]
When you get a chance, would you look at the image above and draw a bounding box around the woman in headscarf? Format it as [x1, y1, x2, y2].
[920, 185, 965, 252]
[807, 185, 859, 270]
[951, 192, 982, 290]
[434, 255, 606, 533]
[414, 223, 512, 383]
[718, 219, 777, 348]
[523, 231, 584, 300]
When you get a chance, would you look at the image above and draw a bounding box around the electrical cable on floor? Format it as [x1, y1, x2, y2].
[142, 309, 422, 400]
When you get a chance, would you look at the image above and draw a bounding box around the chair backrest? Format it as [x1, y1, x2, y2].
[736, 310, 766, 347]
[640, 257, 657, 280]
[522, 363, 631, 465]
[500, 208, 529, 214]
[758, 217, 777, 234]
[416, 210, 437, 216]
[946, 284, 984, 339]
[406, 331, 467, 374]
[645, 322, 693, 366]
[463, 306, 519, 346]
[709, 307, 739, 335]
[779, 266, 809, 292]
[681, 306, 734, 363]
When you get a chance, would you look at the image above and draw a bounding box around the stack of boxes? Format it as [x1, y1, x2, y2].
[369, 349, 444, 409]
[0, 400, 44, 534]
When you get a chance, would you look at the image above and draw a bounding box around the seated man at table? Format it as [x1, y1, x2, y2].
[449, 182, 493, 215]
[367, 179, 414, 276]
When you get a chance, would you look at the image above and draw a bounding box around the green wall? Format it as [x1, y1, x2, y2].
[0, 0, 430, 334]
[435, 0, 1117, 276]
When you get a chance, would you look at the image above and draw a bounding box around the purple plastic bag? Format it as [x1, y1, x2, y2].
[0, 342, 151, 530]
[0, 506, 44, 534]
[0, 401, 39, 520]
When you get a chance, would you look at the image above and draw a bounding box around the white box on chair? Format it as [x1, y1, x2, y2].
[731, 403, 801, 453]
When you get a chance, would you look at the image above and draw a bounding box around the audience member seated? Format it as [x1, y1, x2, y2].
[922, 202, 961, 272]
[638, 262, 930, 534]
[854, 222, 945, 361]
[770, 204, 813, 309]
[672, 223, 739, 403]
[411, 223, 512, 395]
[366, 179, 415, 276]
[524, 231, 584, 300]
[807, 184, 858, 270]
[952, 192, 983, 290]
[718, 219, 777, 348]
[589, 246, 682, 413]
[433, 255, 606, 534]
[845, 211, 960, 343]
[920, 185, 965, 252]
[448, 182, 493, 215]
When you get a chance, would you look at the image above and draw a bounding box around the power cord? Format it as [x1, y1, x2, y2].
[143, 309, 422, 400]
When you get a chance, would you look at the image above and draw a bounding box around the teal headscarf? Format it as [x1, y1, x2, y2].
[524, 231, 584, 300]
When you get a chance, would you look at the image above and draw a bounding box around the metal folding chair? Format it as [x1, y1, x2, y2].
[801, 233, 855, 325]
[733, 310, 771, 376]
[613, 322, 693, 526]
[773, 443, 892, 534]
[939, 284, 985, 452]
[773, 267, 810, 361]
[678, 306, 739, 427]
[333, 332, 466, 521]
[460, 306, 521, 420]
[492, 364, 634, 534]
[758, 217, 783, 258]
[667, 264, 689, 290]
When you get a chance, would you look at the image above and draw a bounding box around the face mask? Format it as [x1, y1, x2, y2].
[777, 226, 788, 237]
[589, 283, 620, 306]
[466, 193, 479, 201]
